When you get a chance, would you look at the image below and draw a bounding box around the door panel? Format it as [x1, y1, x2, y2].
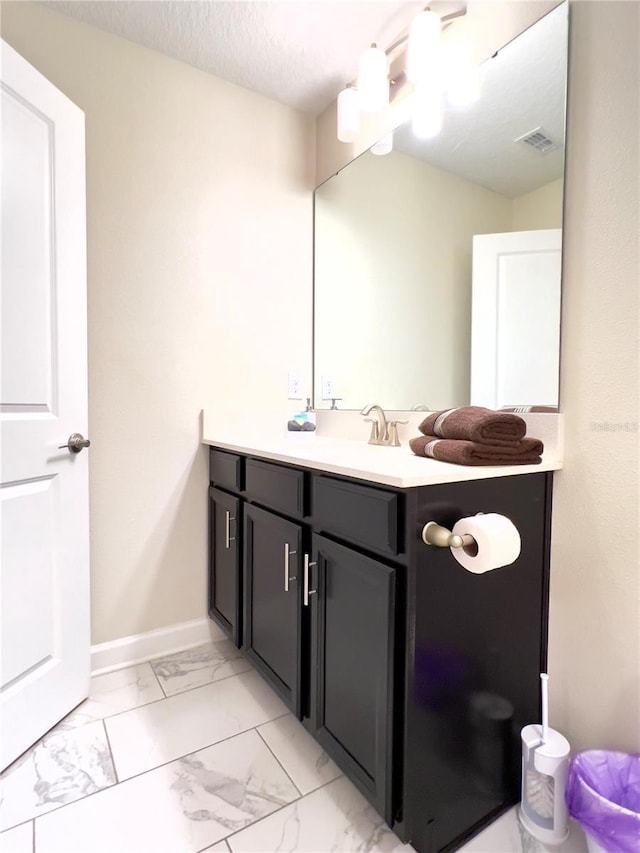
[471, 229, 561, 408]
[243, 504, 302, 715]
[310, 534, 395, 822]
[1, 87, 54, 407]
[208, 487, 241, 646]
[0, 40, 89, 770]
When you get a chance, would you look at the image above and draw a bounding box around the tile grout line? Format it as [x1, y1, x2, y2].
[146, 659, 169, 700]
[139, 635, 243, 668]
[254, 726, 303, 798]
[96, 663, 258, 725]
[111, 709, 292, 786]
[101, 718, 120, 785]
[219, 773, 346, 849]
[3, 711, 294, 835]
[0, 817, 33, 835]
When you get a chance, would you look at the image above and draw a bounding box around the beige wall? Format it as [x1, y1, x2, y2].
[512, 178, 564, 231]
[0, 2, 314, 645]
[315, 150, 511, 410]
[549, 0, 639, 753]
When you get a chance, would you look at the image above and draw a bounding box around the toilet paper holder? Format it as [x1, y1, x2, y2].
[421, 520, 478, 550]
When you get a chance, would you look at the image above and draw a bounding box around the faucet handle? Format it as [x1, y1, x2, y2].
[363, 418, 379, 444]
[387, 420, 408, 447]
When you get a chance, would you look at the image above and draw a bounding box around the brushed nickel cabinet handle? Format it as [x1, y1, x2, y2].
[284, 543, 297, 592]
[225, 511, 236, 549]
[303, 554, 317, 606]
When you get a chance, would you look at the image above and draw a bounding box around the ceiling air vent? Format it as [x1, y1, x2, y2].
[515, 127, 558, 154]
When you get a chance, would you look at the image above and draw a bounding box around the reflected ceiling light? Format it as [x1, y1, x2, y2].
[407, 9, 441, 85]
[412, 85, 443, 139]
[442, 33, 480, 107]
[357, 43, 389, 113]
[337, 84, 360, 142]
[446, 66, 480, 107]
[371, 133, 394, 155]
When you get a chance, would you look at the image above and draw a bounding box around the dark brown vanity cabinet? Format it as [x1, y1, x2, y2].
[208, 446, 553, 853]
[310, 533, 396, 822]
[243, 503, 303, 716]
[208, 486, 242, 646]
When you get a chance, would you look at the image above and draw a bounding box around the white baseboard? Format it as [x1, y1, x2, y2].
[90, 617, 228, 676]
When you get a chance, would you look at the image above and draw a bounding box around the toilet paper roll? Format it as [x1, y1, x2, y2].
[450, 513, 521, 574]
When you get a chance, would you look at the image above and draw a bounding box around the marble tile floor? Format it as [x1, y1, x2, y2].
[0, 638, 589, 853]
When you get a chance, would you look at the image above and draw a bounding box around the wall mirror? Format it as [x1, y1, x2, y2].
[313, 3, 568, 412]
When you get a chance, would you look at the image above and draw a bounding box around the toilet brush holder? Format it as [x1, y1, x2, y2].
[519, 673, 570, 845]
[520, 722, 571, 845]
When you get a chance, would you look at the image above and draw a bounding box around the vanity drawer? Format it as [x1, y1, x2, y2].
[312, 476, 400, 557]
[245, 458, 305, 519]
[209, 448, 243, 493]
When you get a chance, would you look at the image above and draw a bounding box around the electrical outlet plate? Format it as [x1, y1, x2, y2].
[321, 375, 336, 400]
[288, 371, 303, 400]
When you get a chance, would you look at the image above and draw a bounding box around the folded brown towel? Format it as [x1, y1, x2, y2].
[410, 435, 543, 466]
[419, 406, 527, 446]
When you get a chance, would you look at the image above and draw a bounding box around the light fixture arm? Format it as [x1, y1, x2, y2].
[384, 6, 467, 60]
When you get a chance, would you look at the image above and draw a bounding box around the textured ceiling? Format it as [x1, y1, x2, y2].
[44, 0, 427, 114]
[392, 4, 567, 197]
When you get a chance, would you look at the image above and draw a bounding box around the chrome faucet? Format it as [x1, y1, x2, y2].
[360, 403, 388, 445]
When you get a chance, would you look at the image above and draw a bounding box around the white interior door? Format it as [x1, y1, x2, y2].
[1, 40, 89, 770]
[470, 229, 562, 409]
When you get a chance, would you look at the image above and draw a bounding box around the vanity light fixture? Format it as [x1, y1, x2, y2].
[407, 8, 441, 86]
[335, 4, 479, 146]
[412, 85, 444, 139]
[357, 43, 389, 113]
[441, 31, 481, 107]
[371, 132, 394, 155]
[337, 84, 360, 142]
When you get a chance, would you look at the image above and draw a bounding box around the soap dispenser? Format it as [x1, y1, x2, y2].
[287, 398, 316, 431]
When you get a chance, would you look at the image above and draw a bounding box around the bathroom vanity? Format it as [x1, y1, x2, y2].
[204, 432, 560, 852]
[204, 3, 569, 844]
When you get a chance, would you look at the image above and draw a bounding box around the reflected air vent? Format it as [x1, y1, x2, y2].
[515, 127, 558, 154]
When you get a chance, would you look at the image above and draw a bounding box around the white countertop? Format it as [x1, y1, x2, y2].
[201, 426, 562, 489]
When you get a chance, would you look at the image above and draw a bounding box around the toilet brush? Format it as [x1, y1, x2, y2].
[519, 673, 571, 846]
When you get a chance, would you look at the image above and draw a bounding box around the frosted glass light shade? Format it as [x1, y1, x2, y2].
[446, 66, 481, 107]
[357, 44, 389, 113]
[442, 34, 480, 107]
[412, 86, 443, 139]
[371, 133, 393, 155]
[407, 10, 441, 85]
[337, 86, 360, 142]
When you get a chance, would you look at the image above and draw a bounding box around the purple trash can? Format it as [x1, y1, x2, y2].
[566, 751, 640, 853]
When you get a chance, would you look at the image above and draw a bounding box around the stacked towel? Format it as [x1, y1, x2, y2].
[410, 406, 544, 466]
[410, 435, 544, 466]
[418, 406, 527, 445]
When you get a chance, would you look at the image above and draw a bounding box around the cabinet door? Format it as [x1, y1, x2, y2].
[243, 504, 302, 716]
[310, 534, 396, 822]
[208, 487, 242, 646]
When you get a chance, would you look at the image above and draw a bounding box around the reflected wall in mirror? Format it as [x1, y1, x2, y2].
[314, 3, 567, 412]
